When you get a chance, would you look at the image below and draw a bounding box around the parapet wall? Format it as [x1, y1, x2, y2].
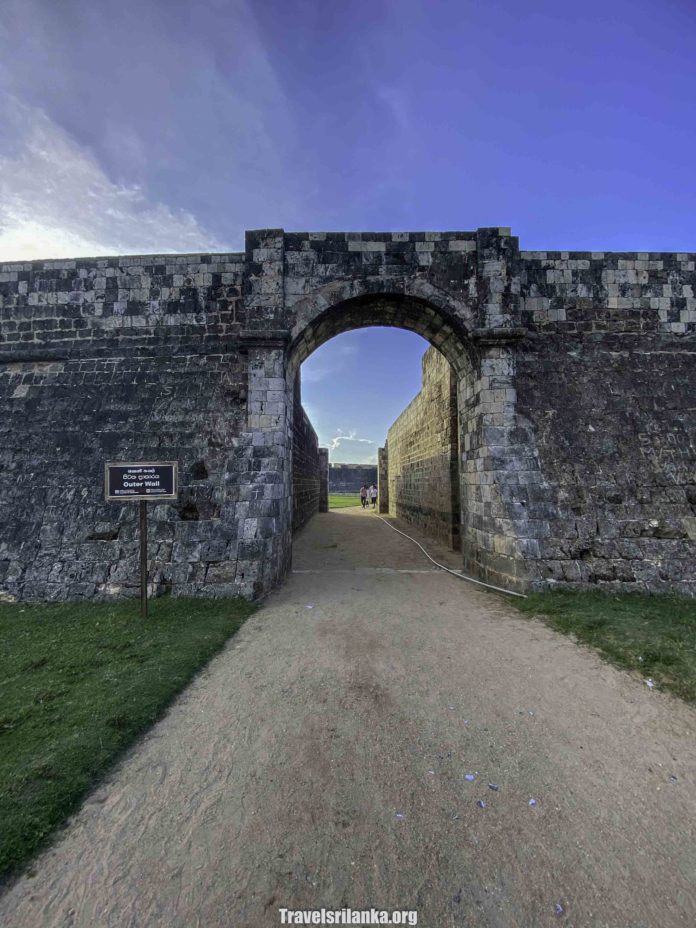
[386, 348, 459, 549]
[0, 252, 247, 359]
[520, 250, 696, 335]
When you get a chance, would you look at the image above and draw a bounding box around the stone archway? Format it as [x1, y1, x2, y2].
[278, 288, 534, 593]
[237, 227, 540, 596]
[288, 291, 474, 376]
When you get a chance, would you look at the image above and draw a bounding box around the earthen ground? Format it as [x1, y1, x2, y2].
[1, 508, 695, 927]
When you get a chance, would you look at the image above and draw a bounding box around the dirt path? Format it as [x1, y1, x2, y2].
[2, 508, 696, 927]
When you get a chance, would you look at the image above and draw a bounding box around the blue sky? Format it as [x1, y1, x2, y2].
[1, 0, 694, 460]
[301, 329, 429, 464]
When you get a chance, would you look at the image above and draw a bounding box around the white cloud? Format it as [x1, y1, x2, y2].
[329, 436, 378, 465]
[0, 0, 303, 259]
[0, 97, 227, 261]
[328, 429, 375, 452]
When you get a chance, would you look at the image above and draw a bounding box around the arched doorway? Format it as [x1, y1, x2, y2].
[240, 231, 539, 600]
[282, 290, 516, 589]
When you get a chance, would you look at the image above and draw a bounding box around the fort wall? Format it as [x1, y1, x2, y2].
[385, 348, 460, 549]
[1, 229, 695, 601]
[292, 376, 322, 533]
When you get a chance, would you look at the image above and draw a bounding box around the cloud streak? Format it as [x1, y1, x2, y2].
[328, 429, 375, 452]
[0, 0, 303, 261]
[0, 98, 226, 261]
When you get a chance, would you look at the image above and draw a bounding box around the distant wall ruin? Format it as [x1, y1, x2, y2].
[328, 464, 378, 494]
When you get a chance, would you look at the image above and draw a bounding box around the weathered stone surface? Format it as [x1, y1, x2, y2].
[385, 348, 460, 549]
[292, 373, 325, 533]
[318, 449, 329, 513]
[377, 447, 389, 514]
[0, 228, 694, 601]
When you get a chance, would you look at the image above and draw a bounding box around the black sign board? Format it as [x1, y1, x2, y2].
[105, 462, 178, 502]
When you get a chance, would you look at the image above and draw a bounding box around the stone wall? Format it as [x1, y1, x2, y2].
[318, 449, 329, 513]
[0, 252, 248, 357]
[386, 348, 460, 549]
[377, 446, 389, 513]
[519, 249, 696, 337]
[328, 464, 377, 494]
[0, 252, 276, 602]
[1, 229, 695, 602]
[292, 376, 322, 533]
[515, 334, 696, 593]
[513, 249, 696, 594]
[0, 350, 249, 601]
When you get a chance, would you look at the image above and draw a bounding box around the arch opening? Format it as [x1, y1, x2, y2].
[286, 293, 478, 566]
[288, 293, 476, 378]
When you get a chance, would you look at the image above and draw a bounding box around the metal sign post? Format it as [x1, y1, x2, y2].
[105, 462, 178, 617]
[139, 500, 148, 618]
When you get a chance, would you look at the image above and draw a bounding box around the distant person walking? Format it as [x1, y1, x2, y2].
[360, 485, 368, 508]
[369, 484, 378, 509]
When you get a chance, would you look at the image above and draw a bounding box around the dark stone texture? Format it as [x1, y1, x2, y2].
[292, 373, 324, 533]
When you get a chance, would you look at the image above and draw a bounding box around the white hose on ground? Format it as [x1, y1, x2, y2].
[375, 515, 527, 599]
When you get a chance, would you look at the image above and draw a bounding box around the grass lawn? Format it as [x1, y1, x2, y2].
[329, 494, 362, 509]
[515, 590, 696, 705]
[0, 596, 254, 882]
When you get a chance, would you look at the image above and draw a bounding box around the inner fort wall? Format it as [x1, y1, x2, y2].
[385, 348, 460, 549]
[292, 374, 323, 533]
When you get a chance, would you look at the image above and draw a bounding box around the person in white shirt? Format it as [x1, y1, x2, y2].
[369, 484, 378, 508]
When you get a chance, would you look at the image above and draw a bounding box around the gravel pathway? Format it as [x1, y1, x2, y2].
[2, 508, 695, 927]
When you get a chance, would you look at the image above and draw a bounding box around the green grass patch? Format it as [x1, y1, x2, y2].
[328, 494, 363, 508]
[0, 596, 254, 881]
[515, 590, 696, 704]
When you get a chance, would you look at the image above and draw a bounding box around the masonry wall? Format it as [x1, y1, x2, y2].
[0, 351, 251, 601]
[377, 446, 389, 513]
[0, 253, 280, 602]
[318, 449, 329, 513]
[328, 464, 377, 494]
[292, 376, 322, 533]
[386, 347, 460, 549]
[516, 249, 696, 594]
[0, 251, 248, 355]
